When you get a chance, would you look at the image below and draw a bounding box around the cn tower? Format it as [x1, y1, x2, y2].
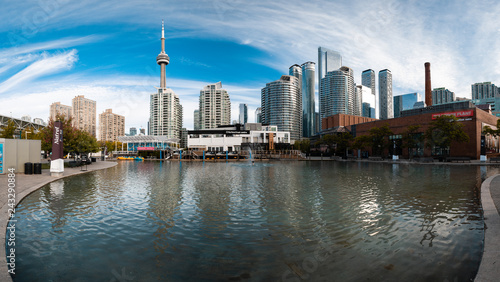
[156, 20, 170, 88]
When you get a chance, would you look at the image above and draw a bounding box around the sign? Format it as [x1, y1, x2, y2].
[0, 143, 3, 174]
[138, 147, 155, 151]
[51, 121, 64, 160]
[432, 110, 474, 120]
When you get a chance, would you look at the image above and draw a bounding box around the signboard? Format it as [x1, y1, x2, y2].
[51, 121, 64, 160]
[0, 143, 3, 174]
[138, 147, 155, 151]
[432, 110, 474, 120]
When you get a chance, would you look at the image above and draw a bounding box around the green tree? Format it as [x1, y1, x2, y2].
[401, 125, 423, 159]
[294, 139, 310, 153]
[73, 130, 100, 155]
[38, 114, 78, 154]
[369, 124, 393, 156]
[483, 119, 500, 137]
[321, 134, 336, 154]
[333, 132, 353, 157]
[425, 115, 469, 156]
[0, 120, 17, 139]
[352, 135, 371, 152]
[20, 125, 40, 140]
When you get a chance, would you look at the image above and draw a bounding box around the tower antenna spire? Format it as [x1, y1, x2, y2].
[162, 19, 164, 39]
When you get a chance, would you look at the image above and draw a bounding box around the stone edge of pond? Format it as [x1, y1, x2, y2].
[475, 174, 500, 282]
[0, 161, 118, 282]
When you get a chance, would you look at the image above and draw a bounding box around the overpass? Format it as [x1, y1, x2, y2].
[0, 114, 47, 136]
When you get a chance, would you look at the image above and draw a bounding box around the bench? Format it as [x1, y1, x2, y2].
[446, 157, 471, 163]
[368, 156, 383, 161]
[490, 157, 500, 163]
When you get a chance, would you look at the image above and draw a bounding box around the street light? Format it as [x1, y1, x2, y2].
[25, 131, 31, 139]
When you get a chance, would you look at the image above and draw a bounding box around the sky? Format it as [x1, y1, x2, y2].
[1, 0, 500, 133]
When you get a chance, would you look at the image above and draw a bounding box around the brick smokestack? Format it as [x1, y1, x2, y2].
[425, 62, 432, 106]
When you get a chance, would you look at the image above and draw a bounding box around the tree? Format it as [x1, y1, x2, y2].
[369, 124, 393, 156]
[0, 120, 17, 139]
[425, 115, 469, 156]
[402, 125, 423, 159]
[20, 125, 40, 140]
[38, 114, 78, 154]
[321, 134, 337, 154]
[483, 119, 500, 137]
[294, 139, 310, 153]
[73, 130, 100, 155]
[352, 135, 371, 152]
[333, 132, 353, 157]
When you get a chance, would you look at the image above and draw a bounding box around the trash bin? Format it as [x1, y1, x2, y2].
[91, 157, 96, 162]
[24, 162, 33, 175]
[33, 163, 42, 174]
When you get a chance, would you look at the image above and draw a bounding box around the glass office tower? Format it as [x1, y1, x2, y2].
[318, 47, 342, 129]
[394, 92, 422, 117]
[379, 69, 393, 120]
[320, 66, 355, 118]
[301, 62, 316, 137]
[238, 103, 248, 124]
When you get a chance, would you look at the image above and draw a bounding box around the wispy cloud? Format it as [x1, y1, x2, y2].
[0, 49, 78, 94]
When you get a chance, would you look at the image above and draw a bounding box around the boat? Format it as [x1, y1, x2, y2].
[134, 156, 144, 161]
[117, 156, 134, 160]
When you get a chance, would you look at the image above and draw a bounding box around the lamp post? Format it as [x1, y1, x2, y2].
[25, 131, 31, 139]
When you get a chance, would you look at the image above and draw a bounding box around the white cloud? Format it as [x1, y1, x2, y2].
[0, 49, 78, 94]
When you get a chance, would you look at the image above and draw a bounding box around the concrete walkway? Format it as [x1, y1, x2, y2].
[0, 160, 117, 282]
[476, 174, 500, 281]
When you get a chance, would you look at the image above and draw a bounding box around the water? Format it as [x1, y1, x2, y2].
[7, 162, 500, 281]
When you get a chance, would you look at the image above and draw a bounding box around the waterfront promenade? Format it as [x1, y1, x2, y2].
[0, 160, 117, 282]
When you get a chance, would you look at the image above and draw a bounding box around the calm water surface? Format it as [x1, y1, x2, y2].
[7, 162, 500, 281]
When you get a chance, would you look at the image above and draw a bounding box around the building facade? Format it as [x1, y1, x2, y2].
[149, 21, 183, 139]
[129, 127, 137, 136]
[318, 47, 342, 129]
[472, 82, 499, 100]
[356, 85, 375, 118]
[72, 95, 97, 137]
[255, 107, 262, 123]
[379, 69, 393, 120]
[199, 82, 231, 129]
[99, 109, 125, 142]
[394, 92, 422, 118]
[301, 61, 316, 137]
[320, 66, 355, 119]
[193, 109, 201, 130]
[432, 88, 455, 105]
[50, 102, 72, 121]
[238, 103, 248, 124]
[261, 75, 302, 141]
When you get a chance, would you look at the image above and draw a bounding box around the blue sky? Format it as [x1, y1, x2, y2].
[1, 0, 500, 132]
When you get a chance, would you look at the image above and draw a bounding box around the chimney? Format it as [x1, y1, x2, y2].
[424, 62, 432, 106]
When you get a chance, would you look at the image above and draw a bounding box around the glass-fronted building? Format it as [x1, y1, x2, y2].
[261, 75, 302, 142]
[301, 62, 316, 137]
[394, 92, 422, 118]
[318, 47, 342, 129]
[357, 85, 376, 118]
[320, 66, 355, 119]
[472, 82, 499, 99]
[238, 103, 248, 124]
[432, 88, 455, 105]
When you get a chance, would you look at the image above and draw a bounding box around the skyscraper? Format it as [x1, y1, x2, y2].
[379, 69, 393, 120]
[99, 109, 125, 142]
[193, 109, 200, 130]
[238, 103, 248, 124]
[318, 47, 342, 129]
[255, 107, 262, 123]
[394, 93, 422, 117]
[261, 75, 302, 141]
[149, 21, 183, 139]
[362, 69, 376, 118]
[72, 95, 96, 137]
[356, 85, 375, 118]
[301, 62, 316, 137]
[289, 64, 302, 92]
[432, 88, 455, 105]
[320, 66, 355, 120]
[129, 127, 137, 136]
[199, 82, 231, 129]
[471, 82, 499, 99]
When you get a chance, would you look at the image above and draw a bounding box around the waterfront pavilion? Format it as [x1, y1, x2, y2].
[118, 135, 179, 152]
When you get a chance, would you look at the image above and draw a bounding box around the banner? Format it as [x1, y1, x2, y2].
[52, 121, 64, 160]
[431, 110, 474, 120]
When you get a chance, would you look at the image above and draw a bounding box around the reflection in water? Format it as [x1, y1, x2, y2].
[7, 162, 500, 281]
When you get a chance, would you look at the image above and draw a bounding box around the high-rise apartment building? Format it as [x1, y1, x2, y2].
[320, 66, 355, 119]
[379, 69, 393, 120]
[72, 95, 96, 137]
[238, 103, 248, 124]
[193, 109, 200, 130]
[432, 88, 455, 105]
[50, 102, 72, 121]
[261, 75, 301, 141]
[471, 82, 499, 99]
[199, 82, 231, 129]
[318, 47, 342, 129]
[99, 109, 125, 142]
[362, 69, 376, 118]
[356, 85, 375, 118]
[394, 93, 422, 117]
[149, 21, 183, 139]
[255, 107, 262, 123]
[129, 127, 137, 136]
[301, 62, 316, 137]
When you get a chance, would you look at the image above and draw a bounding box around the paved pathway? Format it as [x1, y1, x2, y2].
[0, 160, 117, 282]
[476, 175, 500, 281]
